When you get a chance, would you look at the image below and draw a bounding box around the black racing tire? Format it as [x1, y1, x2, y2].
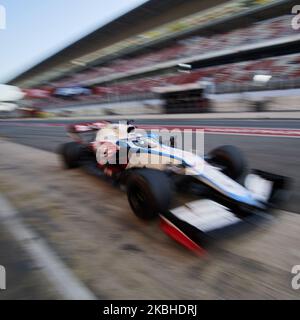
[208, 145, 247, 180]
[59, 142, 83, 169]
[126, 169, 172, 220]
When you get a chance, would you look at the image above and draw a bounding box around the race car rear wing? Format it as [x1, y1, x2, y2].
[67, 120, 137, 144]
[67, 121, 111, 144]
[68, 121, 110, 134]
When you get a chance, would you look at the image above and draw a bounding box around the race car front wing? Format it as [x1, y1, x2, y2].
[160, 170, 290, 255]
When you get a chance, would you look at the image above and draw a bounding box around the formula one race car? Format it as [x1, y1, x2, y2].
[59, 121, 288, 254]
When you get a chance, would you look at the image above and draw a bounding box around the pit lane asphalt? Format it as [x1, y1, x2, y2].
[0, 118, 299, 213]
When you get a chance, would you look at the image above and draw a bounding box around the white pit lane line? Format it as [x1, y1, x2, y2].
[0, 195, 97, 300]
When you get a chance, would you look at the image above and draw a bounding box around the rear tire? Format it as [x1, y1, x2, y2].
[208, 145, 247, 180]
[126, 169, 172, 220]
[59, 142, 83, 169]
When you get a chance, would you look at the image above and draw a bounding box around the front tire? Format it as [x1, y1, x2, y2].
[208, 145, 247, 180]
[126, 169, 172, 220]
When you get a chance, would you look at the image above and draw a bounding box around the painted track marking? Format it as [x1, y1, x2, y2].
[2, 122, 300, 138]
[0, 195, 97, 300]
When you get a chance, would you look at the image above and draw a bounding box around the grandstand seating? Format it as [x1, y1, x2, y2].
[26, 14, 300, 109]
[31, 52, 300, 110]
[48, 14, 296, 87]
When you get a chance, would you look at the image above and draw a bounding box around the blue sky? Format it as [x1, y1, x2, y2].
[0, 0, 147, 83]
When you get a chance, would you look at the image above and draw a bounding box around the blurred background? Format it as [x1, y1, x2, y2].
[0, 0, 300, 300]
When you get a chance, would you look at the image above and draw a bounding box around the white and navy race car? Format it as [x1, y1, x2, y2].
[59, 121, 288, 253]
